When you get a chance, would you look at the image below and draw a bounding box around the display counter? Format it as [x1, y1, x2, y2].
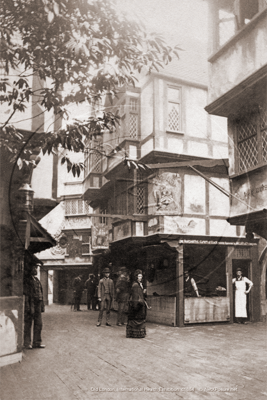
[184, 296, 230, 324]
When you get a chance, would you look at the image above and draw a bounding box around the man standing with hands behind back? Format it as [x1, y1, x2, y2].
[96, 267, 114, 327]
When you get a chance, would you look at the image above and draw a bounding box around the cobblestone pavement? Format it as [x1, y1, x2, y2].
[1, 304, 267, 400]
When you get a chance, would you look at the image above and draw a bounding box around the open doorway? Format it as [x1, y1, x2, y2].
[232, 259, 251, 322]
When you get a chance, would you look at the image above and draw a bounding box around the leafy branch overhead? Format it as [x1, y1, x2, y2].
[0, 0, 181, 174]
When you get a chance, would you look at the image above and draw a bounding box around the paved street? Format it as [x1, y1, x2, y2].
[1, 304, 267, 400]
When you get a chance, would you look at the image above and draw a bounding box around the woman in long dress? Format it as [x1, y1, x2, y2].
[232, 268, 253, 324]
[126, 269, 147, 338]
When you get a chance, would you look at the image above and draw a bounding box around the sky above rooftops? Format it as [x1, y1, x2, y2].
[118, 0, 209, 85]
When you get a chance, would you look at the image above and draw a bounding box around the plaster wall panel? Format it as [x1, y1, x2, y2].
[209, 219, 237, 237]
[155, 136, 165, 151]
[184, 174, 206, 214]
[230, 166, 267, 217]
[141, 139, 153, 157]
[158, 79, 164, 132]
[209, 177, 230, 216]
[167, 137, 183, 154]
[212, 144, 229, 159]
[164, 216, 206, 235]
[64, 182, 83, 195]
[129, 145, 137, 159]
[140, 82, 153, 139]
[188, 141, 209, 157]
[210, 115, 228, 142]
[185, 87, 208, 138]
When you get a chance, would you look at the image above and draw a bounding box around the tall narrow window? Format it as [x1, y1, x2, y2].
[135, 170, 145, 214]
[260, 106, 267, 162]
[167, 87, 181, 132]
[90, 151, 102, 173]
[129, 98, 139, 139]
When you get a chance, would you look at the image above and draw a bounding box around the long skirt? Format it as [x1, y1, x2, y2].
[126, 302, 146, 338]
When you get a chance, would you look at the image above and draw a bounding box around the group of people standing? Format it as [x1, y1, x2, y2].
[72, 273, 99, 312]
[73, 267, 148, 338]
[23, 261, 252, 350]
[97, 267, 147, 338]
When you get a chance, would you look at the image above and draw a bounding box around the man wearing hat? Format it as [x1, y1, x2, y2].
[96, 267, 115, 326]
[85, 274, 97, 310]
[115, 267, 130, 326]
[24, 262, 45, 349]
[232, 268, 253, 324]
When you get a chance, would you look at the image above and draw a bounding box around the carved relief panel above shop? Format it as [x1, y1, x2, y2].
[148, 172, 182, 215]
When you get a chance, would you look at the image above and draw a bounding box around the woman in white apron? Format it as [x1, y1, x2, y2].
[232, 268, 253, 324]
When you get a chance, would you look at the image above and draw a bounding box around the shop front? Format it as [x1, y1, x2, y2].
[110, 234, 259, 327]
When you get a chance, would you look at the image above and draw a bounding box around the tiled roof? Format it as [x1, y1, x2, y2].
[155, 36, 208, 86]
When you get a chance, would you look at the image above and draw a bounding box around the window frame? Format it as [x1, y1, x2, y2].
[65, 199, 90, 216]
[234, 106, 267, 174]
[81, 235, 91, 255]
[128, 96, 139, 140]
[166, 84, 183, 134]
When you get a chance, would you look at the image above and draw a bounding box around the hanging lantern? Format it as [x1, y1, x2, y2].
[18, 183, 34, 212]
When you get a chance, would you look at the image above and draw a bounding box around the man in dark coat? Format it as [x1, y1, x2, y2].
[24, 262, 45, 349]
[85, 274, 97, 310]
[115, 267, 130, 326]
[72, 275, 84, 311]
[96, 267, 114, 326]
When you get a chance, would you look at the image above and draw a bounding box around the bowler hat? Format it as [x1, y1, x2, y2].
[236, 268, 242, 272]
[102, 267, 110, 273]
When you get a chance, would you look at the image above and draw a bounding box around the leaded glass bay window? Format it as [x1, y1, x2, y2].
[235, 106, 267, 173]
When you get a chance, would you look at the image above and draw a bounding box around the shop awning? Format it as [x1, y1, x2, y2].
[227, 209, 267, 240]
[27, 212, 57, 253]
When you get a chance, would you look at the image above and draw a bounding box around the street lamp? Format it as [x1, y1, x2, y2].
[18, 183, 34, 212]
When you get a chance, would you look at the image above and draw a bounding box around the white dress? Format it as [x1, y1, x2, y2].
[232, 277, 253, 318]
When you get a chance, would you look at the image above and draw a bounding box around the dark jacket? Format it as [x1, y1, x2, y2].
[115, 275, 130, 303]
[24, 275, 44, 314]
[73, 277, 84, 293]
[98, 278, 114, 299]
[128, 282, 146, 320]
[85, 278, 97, 295]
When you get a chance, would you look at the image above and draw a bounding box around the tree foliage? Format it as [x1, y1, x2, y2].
[0, 0, 180, 173]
